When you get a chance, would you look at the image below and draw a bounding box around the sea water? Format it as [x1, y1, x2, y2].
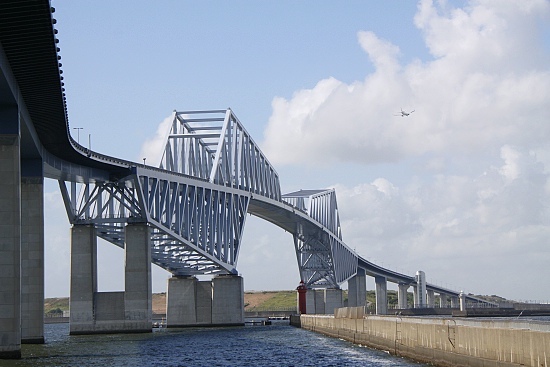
[4, 322, 427, 367]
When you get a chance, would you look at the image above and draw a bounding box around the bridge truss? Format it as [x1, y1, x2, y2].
[59, 109, 358, 287]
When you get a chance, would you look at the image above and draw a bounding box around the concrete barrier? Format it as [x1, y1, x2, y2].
[300, 307, 550, 367]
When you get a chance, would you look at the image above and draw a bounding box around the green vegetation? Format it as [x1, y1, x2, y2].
[245, 291, 295, 310]
[44, 298, 69, 314]
[45, 291, 508, 314]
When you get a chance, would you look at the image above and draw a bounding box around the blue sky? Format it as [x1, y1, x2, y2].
[45, 0, 550, 301]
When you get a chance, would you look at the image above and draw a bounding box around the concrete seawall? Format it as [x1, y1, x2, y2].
[296, 307, 550, 367]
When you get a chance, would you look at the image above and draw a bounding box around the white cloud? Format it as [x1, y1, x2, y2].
[263, 0, 550, 167]
[138, 113, 173, 167]
[259, 0, 550, 298]
[332, 145, 550, 298]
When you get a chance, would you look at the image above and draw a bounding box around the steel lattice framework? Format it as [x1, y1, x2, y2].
[59, 109, 359, 285]
[160, 109, 281, 201]
[282, 189, 356, 287]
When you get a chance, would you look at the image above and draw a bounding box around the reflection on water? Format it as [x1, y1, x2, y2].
[5, 322, 426, 367]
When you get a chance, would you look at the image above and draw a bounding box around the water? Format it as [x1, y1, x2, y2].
[5, 322, 426, 367]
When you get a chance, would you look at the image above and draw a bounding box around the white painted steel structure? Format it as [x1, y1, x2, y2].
[58, 110, 357, 286]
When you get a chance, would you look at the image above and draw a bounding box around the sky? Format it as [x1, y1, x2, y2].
[45, 0, 550, 301]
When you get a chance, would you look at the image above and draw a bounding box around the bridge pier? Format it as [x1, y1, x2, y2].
[439, 293, 447, 308]
[299, 288, 343, 314]
[459, 291, 466, 311]
[0, 130, 21, 359]
[415, 270, 426, 308]
[20, 178, 45, 344]
[398, 283, 409, 309]
[212, 275, 244, 325]
[166, 276, 198, 326]
[450, 295, 459, 308]
[166, 274, 244, 326]
[70, 223, 152, 334]
[347, 269, 366, 307]
[374, 276, 387, 315]
[427, 289, 435, 308]
[324, 289, 343, 314]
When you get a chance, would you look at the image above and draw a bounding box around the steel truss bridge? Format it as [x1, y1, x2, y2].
[0, 0, 489, 306]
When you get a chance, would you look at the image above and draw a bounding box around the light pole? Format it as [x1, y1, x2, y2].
[73, 127, 83, 143]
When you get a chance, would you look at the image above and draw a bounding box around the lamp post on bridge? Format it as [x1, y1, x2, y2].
[72, 127, 83, 144]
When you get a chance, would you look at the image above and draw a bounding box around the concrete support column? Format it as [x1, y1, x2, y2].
[69, 224, 97, 335]
[166, 276, 197, 327]
[196, 281, 212, 324]
[439, 293, 447, 308]
[459, 292, 466, 311]
[427, 289, 435, 308]
[413, 286, 418, 307]
[374, 276, 387, 315]
[20, 178, 44, 344]
[124, 223, 152, 332]
[415, 270, 426, 308]
[0, 133, 21, 359]
[212, 275, 244, 325]
[347, 268, 366, 307]
[305, 289, 316, 314]
[397, 283, 409, 309]
[324, 288, 343, 315]
[450, 295, 459, 308]
[314, 289, 325, 314]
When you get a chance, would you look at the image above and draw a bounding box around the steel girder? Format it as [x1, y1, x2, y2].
[59, 166, 250, 276]
[160, 109, 281, 201]
[283, 189, 357, 288]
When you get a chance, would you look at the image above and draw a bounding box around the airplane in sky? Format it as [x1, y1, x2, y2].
[395, 108, 415, 117]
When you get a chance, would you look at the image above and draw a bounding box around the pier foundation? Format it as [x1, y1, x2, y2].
[166, 276, 198, 327]
[212, 275, 244, 325]
[166, 274, 244, 327]
[324, 289, 343, 314]
[70, 223, 152, 334]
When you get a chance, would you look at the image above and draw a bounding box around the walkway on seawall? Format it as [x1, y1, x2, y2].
[293, 307, 550, 367]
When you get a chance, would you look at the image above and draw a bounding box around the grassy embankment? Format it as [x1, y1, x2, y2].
[44, 290, 505, 314]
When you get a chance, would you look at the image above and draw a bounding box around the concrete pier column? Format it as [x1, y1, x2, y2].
[314, 289, 325, 314]
[305, 289, 316, 314]
[374, 276, 387, 315]
[398, 283, 409, 309]
[324, 288, 343, 315]
[166, 276, 197, 327]
[415, 271, 426, 308]
[427, 289, 435, 308]
[439, 293, 447, 308]
[412, 286, 418, 307]
[212, 275, 244, 325]
[69, 224, 97, 335]
[0, 132, 21, 359]
[124, 223, 152, 332]
[347, 268, 366, 307]
[196, 281, 212, 324]
[20, 178, 44, 344]
[450, 295, 459, 308]
[459, 292, 466, 311]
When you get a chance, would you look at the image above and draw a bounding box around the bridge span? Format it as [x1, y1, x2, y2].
[0, 0, 494, 359]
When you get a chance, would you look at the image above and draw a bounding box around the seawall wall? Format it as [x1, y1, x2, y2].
[298, 307, 550, 367]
